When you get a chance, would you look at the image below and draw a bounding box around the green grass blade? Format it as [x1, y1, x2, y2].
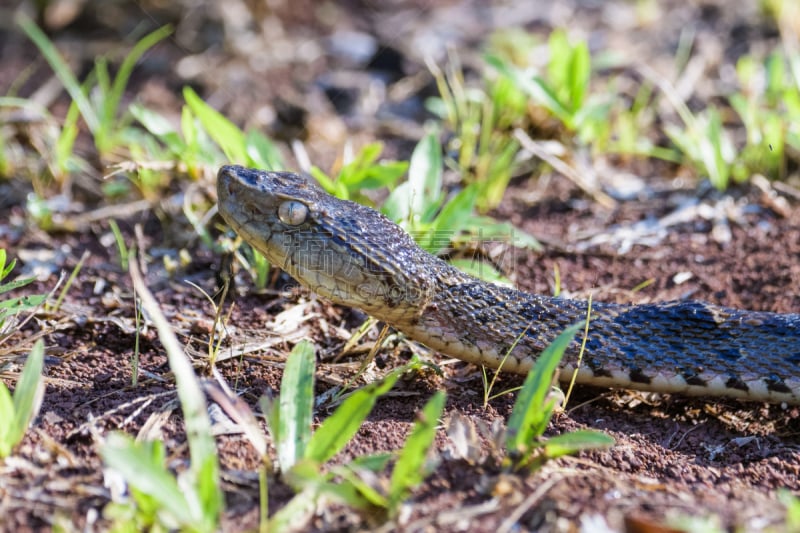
[0, 383, 16, 457]
[184, 86, 248, 163]
[276, 340, 316, 471]
[10, 339, 45, 445]
[702, 108, 730, 190]
[567, 39, 590, 111]
[17, 14, 98, 132]
[0, 249, 8, 278]
[542, 429, 614, 460]
[107, 25, 173, 129]
[505, 324, 580, 455]
[0, 276, 36, 296]
[55, 99, 81, 176]
[0, 294, 47, 314]
[289, 460, 381, 510]
[389, 391, 445, 509]
[330, 464, 389, 508]
[304, 371, 401, 464]
[94, 57, 112, 146]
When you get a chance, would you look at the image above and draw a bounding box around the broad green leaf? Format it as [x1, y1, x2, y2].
[389, 391, 445, 507]
[547, 30, 571, 103]
[245, 129, 283, 170]
[129, 103, 178, 136]
[779, 490, 800, 529]
[276, 340, 316, 470]
[448, 258, 511, 286]
[426, 184, 478, 253]
[129, 104, 184, 153]
[102, 434, 193, 525]
[309, 167, 349, 198]
[566, 38, 590, 111]
[339, 142, 383, 186]
[359, 161, 408, 190]
[304, 371, 401, 464]
[382, 180, 413, 223]
[184, 86, 247, 163]
[765, 52, 785, 100]
[406, 132, 443, 218]
[464, 218, 542, 251]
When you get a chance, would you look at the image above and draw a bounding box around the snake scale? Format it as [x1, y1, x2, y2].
[217, 165, 800, 404]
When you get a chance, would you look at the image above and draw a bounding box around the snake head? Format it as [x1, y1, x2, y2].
[217, 165, 436, 321]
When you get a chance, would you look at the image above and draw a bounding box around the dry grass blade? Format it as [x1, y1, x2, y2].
[513, 128, 615, 208]
[129, 256, 217, 466]
[126, 255, 223, 528]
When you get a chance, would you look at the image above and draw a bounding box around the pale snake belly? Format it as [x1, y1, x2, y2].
[217, 165, 800, 404]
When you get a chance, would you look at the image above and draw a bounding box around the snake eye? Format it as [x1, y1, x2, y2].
[278, 200, 309, 226]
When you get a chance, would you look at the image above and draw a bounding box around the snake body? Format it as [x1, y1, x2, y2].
[217, 165, 800, 404]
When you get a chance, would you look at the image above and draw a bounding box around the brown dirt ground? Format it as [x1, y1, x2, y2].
[1, 1, 799, 532]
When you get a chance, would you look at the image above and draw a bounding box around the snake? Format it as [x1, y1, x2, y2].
[217, 165, 800, 404]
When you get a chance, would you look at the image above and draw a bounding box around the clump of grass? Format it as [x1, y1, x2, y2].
[309, 141, 409, 202]
[504, 326, 613, 471]
[18, 15, 172, 163]
[485, 30, 614, 147]
[263, 341, 444, 526]
[483, 324, 614, 472]
[382, 132, 540, 282]
[478, 24, 800, 192]
[0, 249, 47, 350]
[427, 50, 527, 212]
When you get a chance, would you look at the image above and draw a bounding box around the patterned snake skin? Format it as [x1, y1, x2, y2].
[217, 165, 800, 404]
